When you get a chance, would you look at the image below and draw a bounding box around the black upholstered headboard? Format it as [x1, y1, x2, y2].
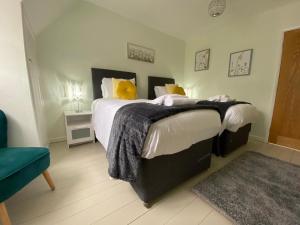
[148, 76, 175, 99]
[91, 68, 137, 99]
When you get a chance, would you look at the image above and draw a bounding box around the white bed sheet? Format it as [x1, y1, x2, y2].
[221, 104, 258, 134]
[92, 99, 221, 159]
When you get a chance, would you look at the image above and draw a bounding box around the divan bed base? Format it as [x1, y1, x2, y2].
[213, 123, 252, 157]
[130, 138, 213, 207]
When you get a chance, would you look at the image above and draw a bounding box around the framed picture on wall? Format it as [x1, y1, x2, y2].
[228, 49, 253, 77]
[195, 49, 210, 71]
[127, 42, 155, 63]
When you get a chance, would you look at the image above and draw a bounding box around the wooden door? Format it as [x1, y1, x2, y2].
[269, 29, 300, 150]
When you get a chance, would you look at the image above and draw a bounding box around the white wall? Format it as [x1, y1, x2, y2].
[184, 1, 300, 141]
[0, 0, 40, 147]
[37, 1, 185, 142]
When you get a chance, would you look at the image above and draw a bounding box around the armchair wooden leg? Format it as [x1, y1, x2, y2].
[0, 203, 12, 225]
[42, 170, 55, 191]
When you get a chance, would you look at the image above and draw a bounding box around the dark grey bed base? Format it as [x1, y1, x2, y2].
[213, 123, 252, 157]
[131, 138, 213, 207]
[91, 69, 213, 207]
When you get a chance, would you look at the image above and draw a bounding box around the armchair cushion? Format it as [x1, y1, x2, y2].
[0, 110, 7, 148]
[0, 147, 50, 202]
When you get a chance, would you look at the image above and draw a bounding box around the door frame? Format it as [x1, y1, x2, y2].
[267, 25, 300, 143]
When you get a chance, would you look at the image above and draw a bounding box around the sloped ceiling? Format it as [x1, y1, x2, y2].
[22, 0, 78, 36]
[85, 0, 298, 40]
[22, 0, 298, 39]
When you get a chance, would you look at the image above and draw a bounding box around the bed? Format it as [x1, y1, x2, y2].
[147, 76, 256, 157]
[91, 68, 221, 207]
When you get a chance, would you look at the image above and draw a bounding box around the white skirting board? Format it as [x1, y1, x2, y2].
[249, 135, 266, 143]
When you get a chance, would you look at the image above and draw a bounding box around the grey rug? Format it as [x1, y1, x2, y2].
[192, 151, 300, 225]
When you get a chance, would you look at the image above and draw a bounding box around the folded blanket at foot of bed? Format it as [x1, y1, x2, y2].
[107, 103, 220, 182]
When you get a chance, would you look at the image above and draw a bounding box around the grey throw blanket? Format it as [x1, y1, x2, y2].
[107, 102, 220, 182]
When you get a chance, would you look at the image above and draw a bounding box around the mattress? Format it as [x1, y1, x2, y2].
[92, 99, 221, 159]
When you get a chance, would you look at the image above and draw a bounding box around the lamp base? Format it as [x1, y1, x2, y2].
[73, 100, 82, 113]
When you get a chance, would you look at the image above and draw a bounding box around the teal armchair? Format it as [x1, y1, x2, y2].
[0, 110, 55, 225]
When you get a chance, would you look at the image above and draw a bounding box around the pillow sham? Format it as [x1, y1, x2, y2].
[101, 78, 113, 98]
[154, 86, 168, 97]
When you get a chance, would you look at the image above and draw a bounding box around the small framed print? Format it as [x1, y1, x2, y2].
[195, 49, 210, 71]
[228, 49, 253, 77]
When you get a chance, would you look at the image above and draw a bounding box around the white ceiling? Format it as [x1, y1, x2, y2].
[22, 0, 78, 35]
[23, 0, 297, 39]
[85, 0, 297, 40]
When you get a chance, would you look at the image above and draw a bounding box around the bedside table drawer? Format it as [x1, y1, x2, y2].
[67, 126, 94, 146]
[71, 128, 91, 140]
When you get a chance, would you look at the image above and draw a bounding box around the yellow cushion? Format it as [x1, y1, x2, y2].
[165, 84, 186, 96]
[175, 86, 186, 95]
[112, 78, 137, 100]
[165, 84, 177, 94]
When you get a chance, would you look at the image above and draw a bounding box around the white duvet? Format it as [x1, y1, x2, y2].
[92, 99, 221, 159]
[92, 98, 258, 159]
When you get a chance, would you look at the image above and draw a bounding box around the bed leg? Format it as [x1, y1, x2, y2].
[143, 202, 152, 208]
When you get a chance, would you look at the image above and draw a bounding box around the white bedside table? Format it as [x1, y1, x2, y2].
[64, 111, 95, 148]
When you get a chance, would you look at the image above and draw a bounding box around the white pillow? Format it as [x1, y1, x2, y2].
[101, 78, 113, 98]
[101, 78, 136, 98]
[154, 86, 168, 97]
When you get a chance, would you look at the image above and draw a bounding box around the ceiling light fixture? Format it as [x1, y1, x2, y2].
[208, 0, 226, 17]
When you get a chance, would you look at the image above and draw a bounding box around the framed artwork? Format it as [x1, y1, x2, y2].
[228, 49, 253, 77]
[195, 49, 210, 71]
[127, 42, 155, 63]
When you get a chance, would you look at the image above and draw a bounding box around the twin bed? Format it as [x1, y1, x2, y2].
[91, 68, 257, 207]
[147, 76, 256, 156]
